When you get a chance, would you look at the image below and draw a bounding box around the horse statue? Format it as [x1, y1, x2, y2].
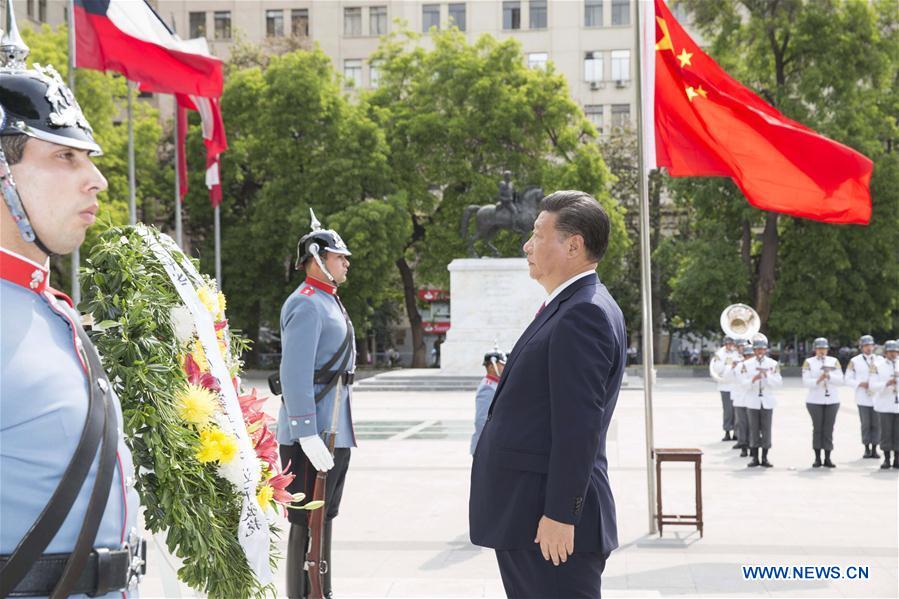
[461, 177, 543, 257]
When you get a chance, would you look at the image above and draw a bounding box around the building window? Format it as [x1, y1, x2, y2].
[189, 12, 206, 38]
[213, 11, 231, 40]
[585, 105, 603, 132]
[422, 4, 440, 32]
[585, 0, 602, 27]
[370, 6, 387, 36]
[611, 50, 630, 81]
[611, 104, 630, 128]
[503, 1, 521, 30]
[528, 52, 548, 70]
[584, 52, 603, 82]
[26, 0, 33, 19]
[611, 0, 630, 26]
[529, 0, 547, 29]
[344, 7, 362, 36]
[38, 0, 46, 22]
[370, 60, 383, 88]
[292, 9, 310, 37]
[290, 8, 309, 37]
[448, 3, 466, 31]
[344, 59, 363, 88]
[266, 10, 284, 37]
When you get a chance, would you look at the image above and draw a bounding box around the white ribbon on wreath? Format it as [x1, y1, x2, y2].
[136, 225, 273, 585]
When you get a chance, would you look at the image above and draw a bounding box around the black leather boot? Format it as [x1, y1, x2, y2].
[893, 451, 899, 469]
[880, 452, 891, 469]
[740, 447, 748, 457]
[747, 448, 760, 467]
[322, 519, 334, 599]
[863, 444, 872, 459]
[287, 522, 310, 599]
[823, 450, 836, 468]
[871, 444, 881, 459]
[761, 448, 773, 467]
[813, 449, 822, 468]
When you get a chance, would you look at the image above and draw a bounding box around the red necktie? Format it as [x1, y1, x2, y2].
[535, 302, 545, 318]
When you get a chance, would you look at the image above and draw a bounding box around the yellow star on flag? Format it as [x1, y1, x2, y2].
[676, 49, 693, 67]
[685, 86, 699, 102]
[655, 17, 673, 52]
[696, 85, 708, 98]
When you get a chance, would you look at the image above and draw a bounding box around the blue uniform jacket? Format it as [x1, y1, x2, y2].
[469, 273, 625, 556]
[1, 250, 140, 599]
[277, 277, 356, 448]
[470, 375, 499, 455]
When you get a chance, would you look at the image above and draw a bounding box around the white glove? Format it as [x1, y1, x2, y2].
[299, 435, 334, 472]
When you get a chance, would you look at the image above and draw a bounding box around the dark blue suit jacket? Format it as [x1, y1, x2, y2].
[469, 273, 625, 556]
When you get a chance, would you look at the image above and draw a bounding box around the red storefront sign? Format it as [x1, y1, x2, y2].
[422, 321, 451, 334]
[417, 289, 450, 302]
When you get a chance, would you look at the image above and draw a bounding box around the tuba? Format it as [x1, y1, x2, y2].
[720, 303, 760, 340]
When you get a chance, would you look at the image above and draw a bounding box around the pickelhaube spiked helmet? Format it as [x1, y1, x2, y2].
[0, 0, 101, 155]
[742, 345, 754, 356]
[813, 337, 829, 350]
[859, 335, 875, 347]
[295, 208, 352, 270]
[885, 340, 899, 353]
[483, 343, 507, 367]
[723, 336, 735, 345]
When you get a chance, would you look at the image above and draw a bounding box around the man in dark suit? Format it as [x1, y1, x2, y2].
[469, 191, 626, 598]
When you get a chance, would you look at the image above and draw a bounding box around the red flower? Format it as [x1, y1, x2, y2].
[238, 388, 267, 417]
[183, 353, 221, 392]
[254, 425, 279, 468]
[214, 319, 229, 331]
[268, 463, 297, 504]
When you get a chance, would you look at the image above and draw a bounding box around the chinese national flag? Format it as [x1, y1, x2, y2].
[644, 0, 872, 224]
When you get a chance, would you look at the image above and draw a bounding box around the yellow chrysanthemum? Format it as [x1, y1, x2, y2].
[197, 286, 219, 318]
[217, 292, 227, 320]
[176, 384, 217, 427]
[191, 339, 209, 372]
[257, 484, 274, 508]
[195, 427, 239, 464]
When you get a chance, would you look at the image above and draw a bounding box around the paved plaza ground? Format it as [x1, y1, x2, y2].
[142, 375, 898, 598]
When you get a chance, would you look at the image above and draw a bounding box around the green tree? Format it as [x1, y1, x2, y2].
[368, 28, 628, 366]
[672, 0, 899, 339]
[22, 25, 166, 296]
[181, 48, 395, 360]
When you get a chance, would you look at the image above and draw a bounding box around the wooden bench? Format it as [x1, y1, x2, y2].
[653, 448, 703, 537]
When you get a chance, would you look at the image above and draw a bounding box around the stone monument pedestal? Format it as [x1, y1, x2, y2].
[439, 258, 546, 375]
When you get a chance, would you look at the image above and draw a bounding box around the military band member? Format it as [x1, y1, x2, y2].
[709, 336, 740, 441]
[873, 340, 899, 470]
[727, 342, 754, 457]
[470, 347, 506, 455]
[278, 211, 356, 598]
[845, 335, 884, 458]
[737, 335, 782, 468]
[802, 338, 844, 468]
[0, 7, 143, 596]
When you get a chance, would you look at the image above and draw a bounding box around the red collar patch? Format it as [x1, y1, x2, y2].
[304, 276, 337, 296]
[485, 374, 500, 384]
[0, 249, 50, 294]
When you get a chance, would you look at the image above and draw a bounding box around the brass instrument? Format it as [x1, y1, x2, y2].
[720, 304, 760, 340]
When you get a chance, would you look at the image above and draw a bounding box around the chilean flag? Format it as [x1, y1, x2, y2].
[74, 0, 222, 97]
[75, 0, 227, 206]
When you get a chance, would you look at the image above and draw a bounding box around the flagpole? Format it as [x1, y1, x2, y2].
[174, 103, 182, 247]
[634, 0, 658, 534]
[214, 204, 221, 289]
[68, 0, 80, 306]
[127, 80, 136, 225]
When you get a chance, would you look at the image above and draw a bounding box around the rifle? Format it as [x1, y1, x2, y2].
[305, 371, 344, 599]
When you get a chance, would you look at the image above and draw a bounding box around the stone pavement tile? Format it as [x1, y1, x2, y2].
[331, 577, 395, 597]
[385, 578, 489, 597]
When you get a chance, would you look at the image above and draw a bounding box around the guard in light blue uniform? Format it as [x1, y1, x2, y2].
[470, 347, 506, 455]
[277, 211, 356, 599]
[0, 5, 143, 596]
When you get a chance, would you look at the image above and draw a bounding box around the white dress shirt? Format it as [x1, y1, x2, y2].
[543, 269, 596, 309]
